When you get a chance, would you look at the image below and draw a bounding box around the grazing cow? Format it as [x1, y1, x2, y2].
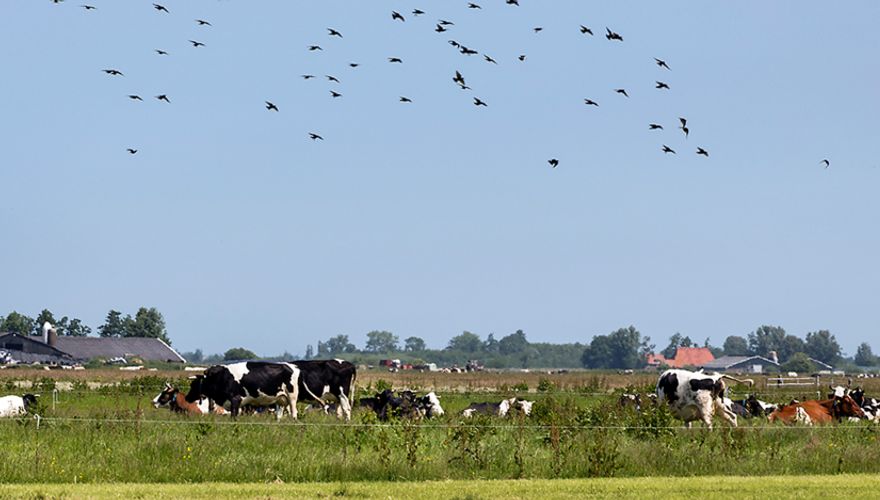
[769, 395, 866, 425]
[153, 383, 228, 415]
[185, 361, 299, 419]
[293, 359, 356, 421]
[0, 394, 38, 417]
[656, 369, 754, 428]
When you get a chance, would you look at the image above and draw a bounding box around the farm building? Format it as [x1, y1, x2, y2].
[701, 355, 780, 374]
[646, 347, 715, 369]
[0, 330, 185, 365]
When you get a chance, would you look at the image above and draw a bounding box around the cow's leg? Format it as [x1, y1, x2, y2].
[338, 387, 352, 421]
[230, 396, 242, 418]
[715, 398, 738, 427]
[288, 385, 298, 420]
[275, 401, 285, 421]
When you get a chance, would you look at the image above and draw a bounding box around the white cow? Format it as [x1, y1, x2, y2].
[656, 369, 753, 429]
[0, 394, 38, 417]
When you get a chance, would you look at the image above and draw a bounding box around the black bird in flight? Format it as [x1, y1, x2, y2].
[449, 40, 461, 48]
[52, 0, 64, 4]
[580, 25, 593, 36]
[81, 5, 96, 10]
[453, 70, 466, 87]
[400, 96, 412, 103]
[309, 133, 324, 141]
[821, 159, 830, 168]
[533, 27, 543, 33]
[330, 90, 342, 98]
[438, 19, 454, 26]
[605, 27, 623, 41]
[103, 69, 124, 76]
[308, 45, 323, 51]
[127, 148, 138, 154]
[189, 40, 206, 47]
[460, 47, 478, 55]
[328, 28, 342, 37]
[349, 63, 359, 68]
[655, 58, 670, 70]
[662, 145, 676, 154]
[388, 57, 403, 63]
[468, 3, 481, 9]
[196, 19, 212, 26]
[473, 97, 487, 107]
[484, 54, 497, 64]
[412, 9, 425, 16]
[392, 11, 405, 22]
[696, 147, 709, 157]
[518, 55, 526, 61]
[435, 24, 448, 33]
[155, 49, 168, 55]
[584, 99, 599, 106]
[507, 0, 519, 5]
[656, 81, 670, 90]
[265, 101, 278, 111]
[153, 3, 168, 13]
[326, 75, 340, 83]
[614, 88, 629, 97]
[679, 118, 689, 138]
[548, 159, 559, 168]
[679, 117, 687, 128]
[128, 95, 142, 101]
[302, 74, 315, 79]
[155, 94, 170, 103]
[649, 123, 663, 130]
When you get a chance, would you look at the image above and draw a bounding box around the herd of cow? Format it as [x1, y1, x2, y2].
[1, 363, 878, 428]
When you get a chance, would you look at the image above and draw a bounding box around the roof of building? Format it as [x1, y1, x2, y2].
[53, 337, 186, 363]
[647, 347, 715, 369]
[702, 355, 780, 370]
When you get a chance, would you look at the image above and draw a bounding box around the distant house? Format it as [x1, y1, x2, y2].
[0, 331, 185, 365]
[646, 347, 715, 369]
[701, 355, 780, 374]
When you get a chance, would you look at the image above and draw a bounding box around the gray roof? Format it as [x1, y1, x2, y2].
[702, 355, 780, 370]
[0, 349, 75, 365]
[53, 337, 186, 363]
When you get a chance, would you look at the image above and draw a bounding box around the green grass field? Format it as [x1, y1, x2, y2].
[3, 475, 880, 499]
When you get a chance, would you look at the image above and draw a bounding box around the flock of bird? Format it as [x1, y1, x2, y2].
[48, 0, 832, 169]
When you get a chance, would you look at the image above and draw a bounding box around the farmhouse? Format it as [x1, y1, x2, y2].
[646, 347, 715, 369]
[700, 355, 780, 374]
[0, 330, 185, 365]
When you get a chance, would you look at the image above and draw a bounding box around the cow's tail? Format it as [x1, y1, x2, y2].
[348, 365, 357, 400]
[721, 374, 755, 387]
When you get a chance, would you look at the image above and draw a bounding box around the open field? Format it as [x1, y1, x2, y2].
[1, 370, 879, 484]
[3, 475, 880, 499]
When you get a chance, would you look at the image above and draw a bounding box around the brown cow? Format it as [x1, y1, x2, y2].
[769, 394, 865, 425]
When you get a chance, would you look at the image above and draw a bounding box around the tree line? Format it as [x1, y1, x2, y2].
[0, 308, 172, 345]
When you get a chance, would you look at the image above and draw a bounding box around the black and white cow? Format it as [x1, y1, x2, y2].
[293, 359, 356, 421]
[185, 361, 299, 419]
[656, 369, 754, 429]
[0, 394, 38, 417]
[461, 397, 533, 418]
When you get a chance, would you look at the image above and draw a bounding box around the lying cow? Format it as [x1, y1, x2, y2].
[153, 383, 228, 415]
[358, 389, 445, 420]
[461, 397, 534, 418]
[186, 361, 299, 419]
[0, 394, 38, 417]
[769, 394, 865, 425]
[656, 369, 754, 429]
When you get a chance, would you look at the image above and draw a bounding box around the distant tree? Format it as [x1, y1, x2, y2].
[318, 335, 357, 356]
[722, 335, 749, 356]
[581, 326, 650, 370]
[661, 332, 694, 359]
[498, 330, 529, 355]
[483, 333, 499, 354]
[181, 349, 204, 363]
[855, 343, 876, 367]
[404, 336, 426, 352]
[224, 347, 257, 361]
[0, 311, 35, 335]
[777, 335, 806, 362]
[98, 310, 127, 338]
[364, 330, 399, 353]
[781, 352, 813, 373]
[32, 309, 58, 335]
[704, 338, 724, 358]
[304, 344, 314, 360]
[804, 330, 841, 365]
[747, 325, 786, 357]
[63, 318, 91, 337]
[447, 331, 483, 353]
[125, 307, 171, 345]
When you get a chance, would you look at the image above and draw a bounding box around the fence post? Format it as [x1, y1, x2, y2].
[52, 388, 58, 412]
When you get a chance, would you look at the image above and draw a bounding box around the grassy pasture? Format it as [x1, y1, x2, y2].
[3, 475, 880, 499]
[0, 369, 879, 484]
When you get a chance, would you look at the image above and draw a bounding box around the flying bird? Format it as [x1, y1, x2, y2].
[662, 145, 676, 154]
[154, 49, 168, 55]
[534, 27, 543, 33]
[655, 58, 670, 70]
[388, 57, 403, 63]
[265, 101, 278, 111]
[302, 74, 315, 79]
[127, 148, 138, 154]
[188, 40, 205, 47]
[326, 75, 340, 83]
[584, 99, 599, 106]
[349, 63, 359, 68]
[580, 25, 593, 36]
[391, 11, 405, 22]
[696, 147, 709, 157]
[81, 5, 96, 10]
[605, 27, 623, 41]
[155, 94, 170, 103]
[681, 126, 689, 139]
[103, 69, 124, 76]
[196, 19, 212, 26]
[438, 19, 454, 26]
[435, 24, 447, 33]
[328, 28, 343, 37]
[153, 3, 168, 13]
[330, 90, 342, 98]
[679, 117, 687, 128]
[460, 47, 478, 55]
[655, 81, 670, 90]
[309, 133, 324, 141]
[412, 9, 425, 16]
[507, 0, 519, 5]
[453, 70, 466, 86]
[518, 55, 526, 61]
[614, 88, 629, 97]
[473, 97, 487, 107]
[448, 40, 461, 48]
[308, 45, 323, 51]
[548, 159, 559, 168]
[127, 95, 142, 101]
[821, 159, 830, 168]
[484, 54, 497, 64]
[468, 3, 481, 9]
[649, 123, 663, 130]
[399, 96, 412, 103]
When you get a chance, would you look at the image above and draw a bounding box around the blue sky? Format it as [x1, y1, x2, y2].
[1, 1, 878, 356]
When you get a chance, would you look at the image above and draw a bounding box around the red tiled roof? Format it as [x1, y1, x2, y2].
[646, 347, 715, 368]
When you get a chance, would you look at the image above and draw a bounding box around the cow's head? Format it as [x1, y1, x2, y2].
[21, 394, 38, 412]
[153, 382, 177, 408]
[832, 394, 866, 420]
